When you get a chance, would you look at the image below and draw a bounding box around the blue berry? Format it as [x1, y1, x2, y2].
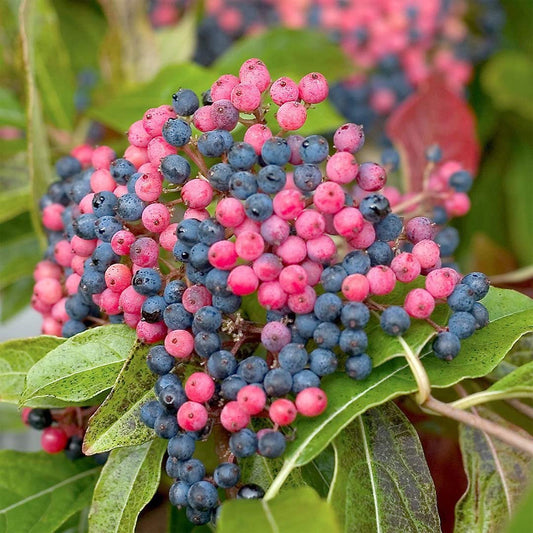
[194, 331, 221, 358]
[447, 284, 476, 312]
[159, 384, 187, 411]
[207, 163, 233, 192]
[367, 240, 394, 266]
[94, 215, 123, 242]
[154, 413, 179, 439]
[164, 280, 187, 304]
[449, 170, 473, 192]
[179, 458, 206, 484]
[207, 350, 237, 379]
[313, 322, 340, 349]
[345, 354, 372, 380]
[261, 137, 291, 166]
[293, 163, 323, 192]
[198, 218, 225, 245]
[237, 356, 268, 383]
[380, 148, 400, 171]
[177, 218, 201, 244]
[65, 294, 90, 320]
[342, 250, 371, 275]
[172, 88, 199, 116]
[155, 373, 181, 395]
[292, 369, 320, 393]
[198, 130, 229, 158]
[142, 295, 167, 323]
[339, 328, 368, 356]
[164, 303, 193, 330]
[169, 481, 190, 507]
[173, 241, 192, 263]
[188, 481, 219, 511]
[213, 463, 240, 488]
[432, 206, 448, 225]
[162, 118, 192, 147]
[256, 165, 286, 194]
[299, 135, 329, 164]
[435, 227, 460, 256]
[293, 313, 320, 339]
[448, 311, 477, 339]
[374, 214, 403, 241]
[229, 428, 257, 458]
[91, 243, 120, 272]
[110, 158, 135, 185]
[314, 293, 342, 322]
[258, 431, 286, 458]
[320, 265, 347, 292]
[229, 171, 258, 200]
[185, 506, 212, 526]
[161, 154, 191, 184]
[132, 268, 162, 296]
[228, 142, 257, 170]
[212, 294, 241, 313]
[193, 306, 222, 332]
[204, 269, 231, 296]
[220, 374, 246, 400]
[380, 306, 411, 336]
[72, 213, 97, 240]
[79, 270, 106, 295]
[461, 272, 490, 300]
[340, 302, 370, 329]
[166, 456, 183, 478]
[127, 172, 142, 194]
[245, 193, 273, 222]
[471, 302, 489, 329]
[263, 368, 293, 397]
[92, 191, 118, 217]
[309, 348, 338, 376]
[359, 194, 391, 223]
[140, 400, 164, 428]
[146, 345, 175, 375]
[425, 144, 442, 163]
[433, 331, 461, 361]
[56, 155, 82, 179]
[278, 343, 308, 374]
[189, 243, 211, 270]
[62, 320, 87, 338]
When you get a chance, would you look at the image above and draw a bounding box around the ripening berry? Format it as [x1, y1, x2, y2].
[298, 72, 328, 104]
[136, 321, 167, 343]
[404, 288, 436, 319]
[243, 124, 273, 155]
[182, 285, 212, 313]
[216, 197, 246, 227]
[220, 401, 251, 432]
[269, 398, 297, 426]
[231, 83, 261, 113]
[295, 387, 328, 417]
[165, 329, 194, 358]
[111, 230, 136, 255]
[295, 210, 326, 240]
[211, 74, 240, 101]
[306, 235, 337, 264]
[279, 265, 308, 295]
[333, 207, 364, 238]
[105, 264, 132, 293]
[237, 385, 267, 415]
[141, 203, 170, 233]
[252, 253, 283, 281]
[341, 274, 370, 302]
[228, 265, 259, 296]
[181, 180, 213, 209]
[313, 182, 345, 214]
[257, 281, 288, 310]
[272, 189, 305, 220]
[239, 58, 271, 92]
[425, 267, 459, 299]
[192, 105, 216, 132]
[275, 236, 307, 264]
[177, 401, 209, 432]
[185, 373, 215, 403]
[208, 240, 238, 270]
[276, 101, 307, 131]
[235, 231, 265, 261]
[270, 77, 299, 105]
[41, 427, 68, 454]
[287, 285, 317, 314]
[261, 321, 291, 352]
[326, 152, 359, 184]
[367, 266, 396, 295]
[334, 123, 365, 153]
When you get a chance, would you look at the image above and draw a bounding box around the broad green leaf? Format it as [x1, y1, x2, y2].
[83, 344, 157, 455]
[88, 62, 218, 133]
[21, 325, 136, 407]
[0, 187, 29, 224]
[0, 335, 64, 403]
[0, 451, 100, 533]
[505, 477, 533, 533]
[455, 407, 533, 533]
[328, 403, 440, 532]
[214, 28, 353, 82]
[218, 487, 340, 533]
[0, 403, 26, 432]
[19, 0, 53, 247]
[300, 447, 335, 499]
[0, 88, 25, 128]
[265, 288, 533, 497]
[88, 439, 166, 533]
[0, 234, 41, 289]
[0, 276, 34, 323]
[368, 278, 450, 367]
[482, 51, 533, 121]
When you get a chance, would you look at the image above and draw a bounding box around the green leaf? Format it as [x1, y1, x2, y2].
[0, 451, 100, 533]
[265, 287, 533, 497]
[88, 439, 166, 533]
[88, 62, 217, 133]
[0, 276, 34, 323]
[455, 407, 533, 533]
[0, 335, 64, 403]
[21, 325, 136, 408]
[19, 0, 53, 248]
[0, 187, 29, 224]
[482, 51, 533, 121]
[218, 487, 340, 533]
[83, 343, 157, 455]
[214, 28, 353, 82]
[0, 234, 41, 289]
[505, 477, 533, 533]
[328, 403, 440, 532]
[300, 447, 335, 499]
[155, 7, 197, 68]
[368, 278, 450, 367]
[0, 88, 25, 128]
[0, 403, 26, 432]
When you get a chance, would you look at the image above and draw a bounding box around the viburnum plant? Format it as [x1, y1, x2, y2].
[1, 58, 533, 533]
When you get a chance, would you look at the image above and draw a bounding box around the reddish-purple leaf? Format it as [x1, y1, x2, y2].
[386, 75, 480, 192]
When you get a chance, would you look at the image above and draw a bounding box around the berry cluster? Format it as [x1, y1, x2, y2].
[33, 59, 489, 525]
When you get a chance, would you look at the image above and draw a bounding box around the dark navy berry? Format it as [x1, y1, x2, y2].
[359, 194, 391, 223]
[293, 314, 320, 339]
[380, 306, 411, 336]
[159, 384, 187, 411]
[154, 413, 179, 439]
[292, 369, 320, 393]
[164, 303, 193, 330]
[435, 227, 460, 257]
[27, 409, 53, 430]
[142, 295, 167, 323]
[110, 158, 135, 185]
[207, 163, 233, 192]
[164, 280, 187, 304]
[367, 240, 394, 266]
[447, 284, 476, 312]
[146, 345, 175, 375]
[56, 156, 82, 179]
[314, 293, 342, 322]
[341, 302, 370, 329]
[229, 428, 257, 458]
[313, 322, 340, 349]
[162, 118, 192, 147]
[261, 137, 291, 166]
[263, 368, 293, 397]
[64, 436, 84, 460]
[62, 320, 87, 337]
[212, 293, 241, 313]
[92, 191, 118, 217]
[214, 463, 240, 488]
[155, 373, 181, 395]
[198, 218, 225, 245]
[237, 356, 268, 383]
[374, 214, 403, 241]
[244, 193, 273, 222]
[207, 350, 237, 380]
[166, 456, 183, 478]
[320, 265, 347, 292]
[168, 433, 196, 460]
[309, 348, 338, 376]
[299, 135, 329, 164]
[339, 328, 368, 356]
[433, 331, 461, 361]
[345, 354, 372, 380]
[132, 268, 162, 296]
[256, 165, 286, 194]
[221, 374, 246, 400]
[72, 213, 97, 240]
[172, 88, 199, 116]
[229, 171, 258, 200]
[449, 170, 473, 192]
[198, 130, 228, 158]
[258, 431, 286, 458]
[169, 481, 190, 507]
[205, 269, 230, 296]
[179, 458, 206, 484]
[471, 302, 489, 329]
[177, 218, 201, 244]
[278, 343, 308, 374]
[461, 272, 490, 300]
[342, 250, 371, 275]
[293, 163, 323, 192]
[228, 142, 257, 170]
[448, 312, 477, 339]
[188, 481, 219, 511]
[140, 401, 164, 429]
[193, 306, 222, 332]
[161, 154, 191, 184]
[95, 215, 123, 242]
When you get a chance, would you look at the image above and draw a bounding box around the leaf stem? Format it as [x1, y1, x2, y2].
[451, 390, 533, 411]
[424, 396, 533, 456]
[398, 336, 431, 404]
[506, 399, 533, 420]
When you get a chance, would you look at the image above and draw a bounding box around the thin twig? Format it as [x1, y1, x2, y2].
[507, 399, 533, 420]
[398, 336, 431, 404]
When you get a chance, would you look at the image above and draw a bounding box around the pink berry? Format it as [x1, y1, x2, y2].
[71, 144, 93, 166]
[135, 172, 163, 202]
[326, 152, 359, 184]
[105, 264, 132, 293]
[185, 373, 215, 403]
[123, 312, 141, 328]
[425, 268, 459, 299]
[51, 298, 68, 323]
[124, 145, 148, 168]
[119, 285, 146, 315]
[228, 265, 259, 296]
[42, 204, 65, 231]
[41, 427, 68, 453]
[298, 72, 328, 104]
[333, 123, 365, 153]
[237, 385, 266, 415]
[231, 83, 261, 112]
[260, 214, 290, 245]
[136, 320, 167, 343]
[347, 220, 376, 249]
[287, 135, 305, 165]
[208, 240, 238, 270]
[34, 278, 63, 305]
[141, 203, 170, 233]
[270, 77, 299, 105]
[235, 231, 265, 261]
[143, 105, 176, 137]
[192, 105, 216, 132]
[234, 218, 261, 236]
[130, 237, 159, 268]
[113, 184, 129, 197]
[78, 193, 94, 214]
[287, 285, 316, 314]
[147, 136, 175, 164]
[404, 288, 436, 319]
[356, 162, 387, 192]
[367, 266, 396, 295]
[300, 259, 323, 286]
[295, 210, 326, 240]
[90, 169, 115, 193]
[91, 146, 116, 170]
[257, 281, 287, 310]
[405, 217, 435, 244]
[184, 208, 210, 221]
[211, 74, 240, 101]
[391, 253, 422, 283]
[71, 255, 88, 276]
[260, 321, 291, 351]
[445, 192, 470, 217]
[210, 99, 239, 131]
[295, 387, 328, 417]
[220, 401, 250, 432]
[253, 253, 283, 281]
[54, 240, 75, 267]
[111, 230, 136, 255]
[313, 182, 345, 214]
[181, 179, 213, 209]
[33, 260, 62, 282]
[177, 401, 209, 432]
[165, 329, 194, 358]
[100, 289, 121, 315]
[159, 223, 178, 251]
[276, 101, 307, 131]
[306, 235, 337, 264]
[128, 119, 151, 148]
[182, 285, 212, 313]
[412, 239, 441, 269]
[71, 235, 97, 257]
[279, 265, 308, 295]
[244, 124, 273, 155]
[341, 274, 370, 302]
[333, 207, 364, 238]
[239, 58, 271, 92]
[216, 197, 245, 227]
[273, 189, 305, 220]
[42, 317, 62, 336]
[269, 398, 297, 426]
[65, 273, 81, 295]
[275, 236, 307, 264]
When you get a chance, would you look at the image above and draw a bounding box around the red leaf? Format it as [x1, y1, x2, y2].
[386, 75, 480, 192]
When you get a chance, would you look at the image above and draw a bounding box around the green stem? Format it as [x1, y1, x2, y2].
[452, 390, 533, 410]
[398, 336, 431, 404]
